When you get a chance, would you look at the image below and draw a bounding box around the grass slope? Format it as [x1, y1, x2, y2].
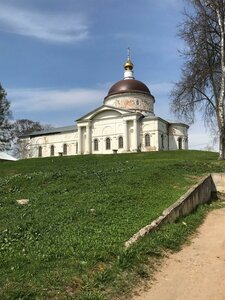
[0, 150, 224, 299]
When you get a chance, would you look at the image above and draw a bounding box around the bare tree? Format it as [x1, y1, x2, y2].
[171, 0, 225, 159]
[11, 119, 52, 158]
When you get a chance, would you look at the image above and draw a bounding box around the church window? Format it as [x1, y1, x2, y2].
[118, 136, 123, 148]
[145, 134, 150, 147]
[38, 146, 42, 157]
[178, 137, 182, 150]
[94, 139, 99, 151]
[106, 138, 111, 150]
[63, 144, 67, 155]
[50, 145, 54, 156]
[161, 135, 164, 149]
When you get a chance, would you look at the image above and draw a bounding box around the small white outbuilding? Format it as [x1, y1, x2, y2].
[0, 152, 18, 161]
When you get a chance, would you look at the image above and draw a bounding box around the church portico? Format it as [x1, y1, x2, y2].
[20, 51, 189, 159]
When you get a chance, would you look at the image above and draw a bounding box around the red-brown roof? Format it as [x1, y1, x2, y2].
[107, 79, 151, 96]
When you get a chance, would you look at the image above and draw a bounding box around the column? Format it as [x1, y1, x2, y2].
[86, 124, 91, 154]
[133, 119, 138, 151]
[123, 120, 128, 151]
[183, 137, 187, 150]
[78, 126, 82, 155]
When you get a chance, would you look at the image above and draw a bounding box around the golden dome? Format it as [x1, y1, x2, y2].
[124, 59, 133, 70]
[124, 47, 133, 70]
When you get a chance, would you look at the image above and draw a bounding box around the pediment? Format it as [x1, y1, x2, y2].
[76, 105, 134, 122]
[92, 109, 121, 120]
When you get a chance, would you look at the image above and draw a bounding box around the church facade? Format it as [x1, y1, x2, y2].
[20, 54, 189, 158]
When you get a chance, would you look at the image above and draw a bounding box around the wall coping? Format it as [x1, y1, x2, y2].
[124, 173, 225, 248]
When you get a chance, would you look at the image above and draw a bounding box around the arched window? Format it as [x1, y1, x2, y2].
[63, 144, 67, 155]
[145, 134, 150, 147]
[94, 139, 99, 151]
[50, 145, 54, 156]
[38, 146, 42, 157]
[118, 136, 123, 149]
[178, 137, 182, 150]
[106, 138, 111, 150]
[161, 134, 164, 149]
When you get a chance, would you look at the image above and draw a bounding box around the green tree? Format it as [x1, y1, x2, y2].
[0, 83, 12, 151]
[171, 0, 225, 159]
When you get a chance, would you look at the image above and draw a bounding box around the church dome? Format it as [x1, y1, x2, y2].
[107, 79, 151, 97]
[104, 50, 155, 115]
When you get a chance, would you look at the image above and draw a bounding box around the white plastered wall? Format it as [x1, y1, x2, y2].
[28, 131, 78, 158]
[141, 119, 160, 152]
[169, 125, 188, 150]
[20, 111, 188, 158]
[91, 113, 125, 154]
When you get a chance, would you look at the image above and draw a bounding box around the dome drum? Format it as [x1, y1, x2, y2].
[104, 92, 155, 114]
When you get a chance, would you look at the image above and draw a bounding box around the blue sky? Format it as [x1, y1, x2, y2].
[0, 0, 215, 150]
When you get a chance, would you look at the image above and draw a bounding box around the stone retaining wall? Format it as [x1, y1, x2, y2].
[211, 173, 225, 193]
[124, 173, 225, 248]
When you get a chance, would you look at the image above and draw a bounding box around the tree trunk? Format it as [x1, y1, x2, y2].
[219, 128, 225, 160]
[216, 2, 225, 159]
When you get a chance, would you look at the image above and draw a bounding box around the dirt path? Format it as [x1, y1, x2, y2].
[133, 207, 225, 300]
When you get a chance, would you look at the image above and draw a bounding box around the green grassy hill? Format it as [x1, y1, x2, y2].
[0, 151, 224, 299]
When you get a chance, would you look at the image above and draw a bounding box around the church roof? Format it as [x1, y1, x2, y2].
[21, 125, 77, 138]
[107, 79, 151, 97]
[143, 115, 189, 127]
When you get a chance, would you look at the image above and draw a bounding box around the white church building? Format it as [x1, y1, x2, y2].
[20, 53, 189, 158]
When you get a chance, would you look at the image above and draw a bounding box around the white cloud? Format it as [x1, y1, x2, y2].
[188, 121, 218, 151]
[188, 132, 214, 150]
[0, 3, 89, 43]
[148, 82, 173, 118]
[8, 88, 105, 112]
